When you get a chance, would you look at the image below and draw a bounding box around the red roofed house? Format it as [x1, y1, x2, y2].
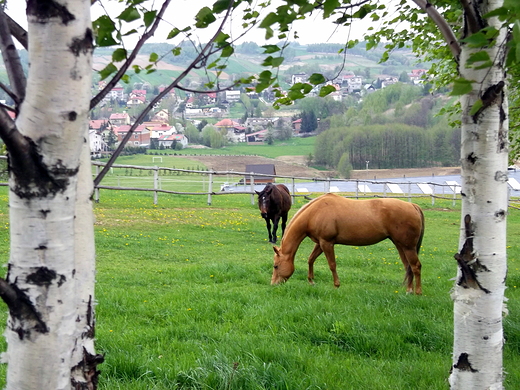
[109, 112, 130, 126]
[148, 123, 174, 139]
[127, 95, 146, 106]
[114, 124, 150, 147]
[292, 118, 302, 132]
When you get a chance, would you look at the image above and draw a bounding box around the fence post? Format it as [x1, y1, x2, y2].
[291, 178, 296, 203]
[355, 180, 359, 199]
[208, 172, 213, 206]
[94, 165, 100, 203]
[408, 182, 411, 202]
[153, 166, 158, 205]
[432, 185, 435, 206]
[250, 173, 255, 205]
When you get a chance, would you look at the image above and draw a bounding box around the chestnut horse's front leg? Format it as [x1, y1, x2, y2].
[320, 241, 340, 288]
[307, 243, 323, 285]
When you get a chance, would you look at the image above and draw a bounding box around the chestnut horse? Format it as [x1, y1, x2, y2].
[271, 193, 425, 294]
[256, 183, 292, 244]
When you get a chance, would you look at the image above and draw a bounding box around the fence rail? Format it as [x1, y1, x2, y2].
[90, 161, 473, 206]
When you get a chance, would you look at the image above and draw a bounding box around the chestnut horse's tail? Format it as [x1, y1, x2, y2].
[413, 203, 425, 255]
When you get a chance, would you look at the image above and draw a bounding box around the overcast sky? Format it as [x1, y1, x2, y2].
[4, 0, 391, 47]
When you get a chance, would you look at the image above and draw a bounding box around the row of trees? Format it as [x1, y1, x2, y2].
[314, 124, 461, 175]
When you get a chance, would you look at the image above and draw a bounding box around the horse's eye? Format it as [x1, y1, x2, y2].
[273, 265, 278, 269]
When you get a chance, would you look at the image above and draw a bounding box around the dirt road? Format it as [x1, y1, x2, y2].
[177, 154, 460, 179]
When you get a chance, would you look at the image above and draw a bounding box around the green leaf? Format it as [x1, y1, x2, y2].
[195, 7, 216, 29]
[167, 28, 181, 40]
[149, 52, 159, 62]
[262, 45, 281, 54]
[469, 99, 483, 116]
[450, 78, 473, 96]
[309, 73, 326, 85]
[99, 63, 117, 80]
[143, 11, 157, 28]
[462, 32, 489, 48]
[118, 7, 140, 23]
[112, 48, 127, 62]
[466, 51, 490, 66]
[259, 12, 279, 29]
[212, 0, 232, 14]
[323, 0, 340, 18]
[270, 56, 284, 67]
[319, 85, 337, 97]
[221, 45, 234, 58]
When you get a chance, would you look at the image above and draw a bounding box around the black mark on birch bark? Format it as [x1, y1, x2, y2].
[454, 214, 490, 292]
[69, 29, 94, 57]
[453, 353, 478, 372]
[471, 81, 505, 123]
[70, 348, 104, 389]
[27, 0, 75, 25]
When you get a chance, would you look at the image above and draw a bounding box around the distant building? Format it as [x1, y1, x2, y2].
[109, 112, 130, 126]
[243, 164, 277, 184]
[291, 73, 307, 85]
[158, 134, 188, 149]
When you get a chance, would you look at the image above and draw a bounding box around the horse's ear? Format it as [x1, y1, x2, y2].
[255, 191, 260, 195]
[273, 246, 280, 255]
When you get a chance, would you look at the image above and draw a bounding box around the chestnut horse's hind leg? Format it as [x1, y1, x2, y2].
[395, 245, 422, 295]
[307, 243, 323, 285]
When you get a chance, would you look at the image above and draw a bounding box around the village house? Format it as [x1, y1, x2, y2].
[147, 123, 175, 140]
[247, 129, 268, 143]
[151, 108, 169, 122]
[105, 85, 124, 101]
[158, 134, 188, 149]
[408, 69, 428, 84]
[292, 118, 302, 132]
[89, 130, 109, 157]
[291, 73, 307, 85]
[114, 124, 150, 147]
[109, 112, 131, 126]
[127, 95, 146, 106]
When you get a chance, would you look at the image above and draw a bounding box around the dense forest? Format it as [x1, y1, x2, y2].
[296, 83, 460, 176]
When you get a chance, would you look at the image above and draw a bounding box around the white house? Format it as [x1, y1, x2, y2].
[291, 73, 307, 85]
[89, 130, 109, 156]
[158, 134, 188, 149]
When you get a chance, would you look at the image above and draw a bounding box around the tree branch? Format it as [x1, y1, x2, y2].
[90, 0, 172, 109]
[5, 13, 28, 50]
[460, 0, 484, 36]
[0, 9, 26, 103]
[412, 0, 461, 62]
[94, 0, 237, 186]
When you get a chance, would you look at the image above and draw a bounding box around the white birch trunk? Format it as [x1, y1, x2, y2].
[449, 0, 508, 388]
[2, 0, 98, 388]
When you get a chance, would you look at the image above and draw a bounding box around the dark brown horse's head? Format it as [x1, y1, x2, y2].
[271, 246, 295, 285]
[256, 183, 274, 219]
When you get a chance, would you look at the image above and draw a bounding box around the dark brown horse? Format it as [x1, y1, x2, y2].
[256, 183, 292, 244]
[271, 193, 425, 294]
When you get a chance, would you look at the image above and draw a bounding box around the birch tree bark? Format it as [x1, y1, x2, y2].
[0, 0, 101, 388]
[449, 1, 509, 387]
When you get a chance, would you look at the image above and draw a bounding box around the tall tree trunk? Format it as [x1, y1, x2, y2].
[449, 0, 508, 388]
[3, 0, 99, 388]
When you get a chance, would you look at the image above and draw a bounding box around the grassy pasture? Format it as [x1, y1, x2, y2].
[0, 189, 519, 389]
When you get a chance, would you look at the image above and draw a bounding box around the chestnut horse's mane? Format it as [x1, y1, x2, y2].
[280, 195, 322, 245]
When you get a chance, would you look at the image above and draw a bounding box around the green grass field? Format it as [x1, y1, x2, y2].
[0, 189, 518, 389]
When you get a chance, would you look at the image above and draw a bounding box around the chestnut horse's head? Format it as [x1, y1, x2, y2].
[271, 246, 295, 285]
